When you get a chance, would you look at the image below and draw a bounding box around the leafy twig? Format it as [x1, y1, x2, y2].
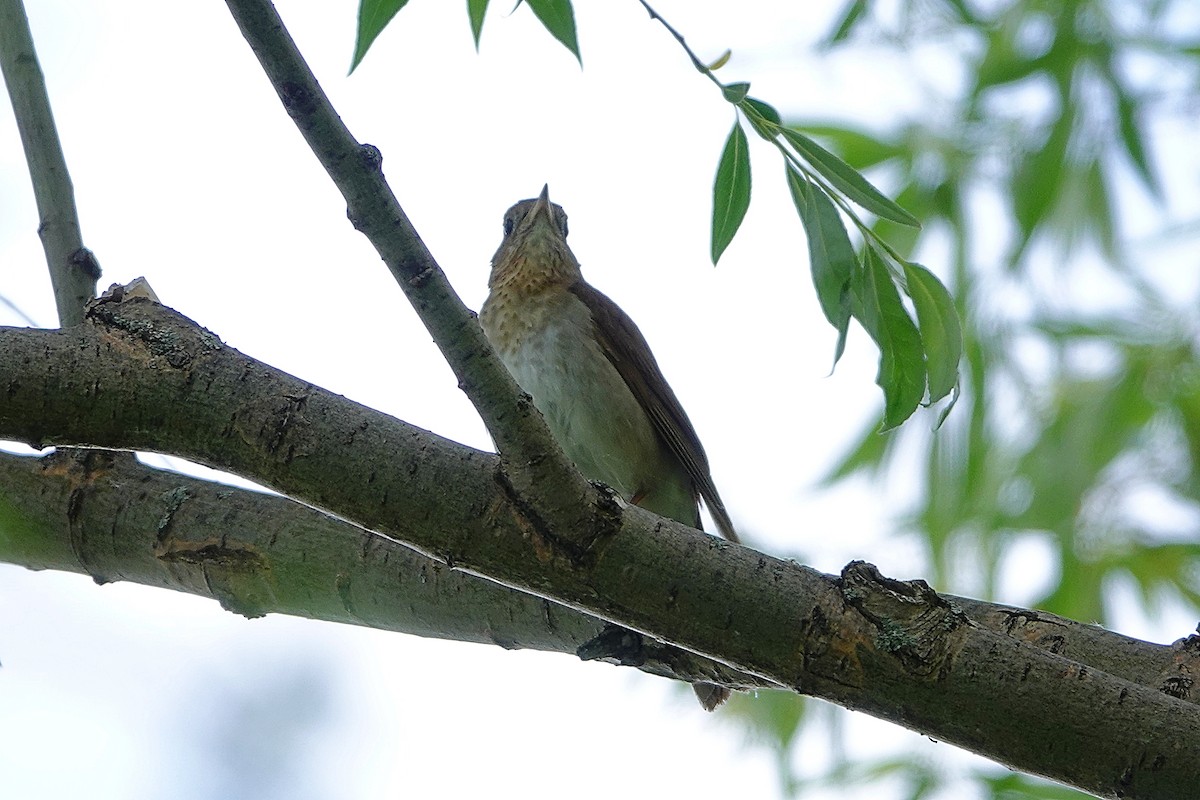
[635, 0, 725, 91]
[638, 0, 960, 428]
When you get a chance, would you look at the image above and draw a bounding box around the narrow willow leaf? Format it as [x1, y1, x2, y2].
[934, 385, 960, 430]
[351, 0, 411, 72]
[797, 124, 901, 170]
[468, 0, 490, 49]
[786, 166, 853, 365]
[1084, 159, 1116, 259]
[1115, 91, 1161, 198]
[707, 49, 732, 71]
[722, 82, 750, 103]
[742, 97, 781, 126]
[857, 249, 925, 430]
[871, 181, 927, 258]
[822, 0, 868, 46]
[711, 120, 752, 264]
[525, 0, 581, 64]
[741, 97, 781, 140]
[819, 416, 898, 484]
[973, 26, 1043, 92]
[903, 262, 962, 402]
[1011, 107, 1072, 249]
[781, 128, 920, 227]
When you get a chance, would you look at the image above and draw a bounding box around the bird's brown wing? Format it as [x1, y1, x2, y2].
[569, 281, 739, 543]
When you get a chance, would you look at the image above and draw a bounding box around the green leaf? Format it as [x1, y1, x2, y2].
[1083, 159, 1116, 260]
[856, 249, 925, 430]
[1011, 107, 1072, 256]
[706, 49, 732, 71]
[794, 124, 901, 171]
[820, 418, 898, 484]
[973, 23, 1045, 93]
[724, 691, 807, 753]
[350, 0, 411, 72]
[711, 120, 752, 264]
[781, 128, 920, 227]
[981, 771, 1095, 799]
[468, 0, 490, 49]
[821, 0, 868, 47]
[1115, 542, 1200, 610]
[1114, 89, 1161, 198]
[871, 182, 933, 259]
[741, 99, 780, 140]
[524, 0, 581, 64]
[902, 262, 962, 402]
[742, 97, 781, 126]
[722, 82, 750, 103]
[786, 166, 853, 365]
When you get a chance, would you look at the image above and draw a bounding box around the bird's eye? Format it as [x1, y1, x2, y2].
[503, 216, 515, 236]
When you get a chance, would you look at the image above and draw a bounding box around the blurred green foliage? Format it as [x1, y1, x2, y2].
[352, 0, 1198, 793]
[728, 0, 1200, 796]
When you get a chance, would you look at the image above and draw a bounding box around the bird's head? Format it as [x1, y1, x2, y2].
[489, 184, 582, 291]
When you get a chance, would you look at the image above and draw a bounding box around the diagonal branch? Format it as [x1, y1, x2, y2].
[221, 0, 605, 554]
[0, 0, 99, 325]
[1, 298, 1197, 797]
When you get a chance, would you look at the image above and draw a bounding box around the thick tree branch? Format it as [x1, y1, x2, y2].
[1, 299, 1197, 798]
[0, 447, 748, 689]
[0, 0, 98, 324]
[948, 596, 1200, 705]
[3, 444, 1193, 705]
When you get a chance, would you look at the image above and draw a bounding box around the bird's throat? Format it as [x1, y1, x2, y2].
[489, 225, 581, 295]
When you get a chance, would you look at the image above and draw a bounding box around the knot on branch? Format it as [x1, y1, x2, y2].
[1161, 633, 1200, 701]
[69, 247, 102, 279]
[154, 533, 270, 620]
[577, 623, 647, 667]
[490, 461, 623, 570]
[41, 447, 134, 484]
[840, 561, 971, 679]
[279, 80, 315, 116]
[357, 143, 383, 173]
[86, 291, 222, 369]
[577, 623, 753, 689]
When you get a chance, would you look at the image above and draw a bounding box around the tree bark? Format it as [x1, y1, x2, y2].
[2, 297, 1198, 799]
[0, 445, 751, 689]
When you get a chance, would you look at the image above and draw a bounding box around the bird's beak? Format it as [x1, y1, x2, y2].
[529, 184, 555, 229]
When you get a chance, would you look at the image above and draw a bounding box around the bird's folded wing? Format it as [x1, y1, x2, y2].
[569, 281, 739, 543]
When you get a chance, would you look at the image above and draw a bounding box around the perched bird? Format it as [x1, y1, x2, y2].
[480, 185, 739, 711]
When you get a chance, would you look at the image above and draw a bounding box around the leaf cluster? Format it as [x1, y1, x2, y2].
[741, 0, 1200, 796]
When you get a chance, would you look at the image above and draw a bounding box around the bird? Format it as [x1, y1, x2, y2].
[480, 184, 739, 711]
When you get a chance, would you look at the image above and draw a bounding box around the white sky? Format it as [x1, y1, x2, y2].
[3, 1, 1194, 798]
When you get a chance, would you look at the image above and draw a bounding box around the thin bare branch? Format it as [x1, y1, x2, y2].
[0, 0, 98, 325]
[220, 0, 604, 553]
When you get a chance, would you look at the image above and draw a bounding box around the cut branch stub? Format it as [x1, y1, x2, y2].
[840, 560, 972, 679]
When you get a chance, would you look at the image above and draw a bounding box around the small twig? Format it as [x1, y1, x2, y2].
[639, 4, 909, 267]
[0, 0, 98, 325]
[0, 292, 39, 327]
[637, 0, 726, 90]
